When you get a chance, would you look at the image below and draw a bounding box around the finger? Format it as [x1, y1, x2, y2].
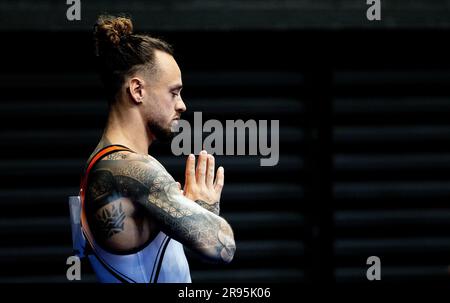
[214, 166, 224, 193]
[196, 150, 207, 185]
[206, 154, 215, 188]
[185, 154, 195, 186]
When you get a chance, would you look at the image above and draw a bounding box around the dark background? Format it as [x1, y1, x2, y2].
[1, 0, 450, 286]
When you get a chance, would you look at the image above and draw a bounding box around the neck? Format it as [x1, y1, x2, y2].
[102, 102, 154, 155]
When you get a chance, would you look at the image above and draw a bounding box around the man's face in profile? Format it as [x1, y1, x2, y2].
[145, 50, 186, 142]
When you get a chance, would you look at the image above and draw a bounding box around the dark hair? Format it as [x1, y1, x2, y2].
[93, 15, 173, 102]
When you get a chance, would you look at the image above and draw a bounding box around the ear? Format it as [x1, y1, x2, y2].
[127, 77, 146, 104]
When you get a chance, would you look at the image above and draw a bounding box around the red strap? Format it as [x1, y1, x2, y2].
[80, 145, 132, 199]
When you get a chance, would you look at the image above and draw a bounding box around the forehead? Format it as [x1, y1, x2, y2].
[154, 50, 181, 84]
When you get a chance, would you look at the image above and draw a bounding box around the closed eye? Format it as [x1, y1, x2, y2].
[169, 84, 183, 97]
[171, 89, 182, 98]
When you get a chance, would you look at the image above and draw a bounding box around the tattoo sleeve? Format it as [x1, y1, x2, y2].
[195, 199, 220, 216]
[95, 202, 126, 238]
[90, 152, 236, 263]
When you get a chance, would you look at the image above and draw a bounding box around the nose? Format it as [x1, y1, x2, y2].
[176, 98, 187, 113]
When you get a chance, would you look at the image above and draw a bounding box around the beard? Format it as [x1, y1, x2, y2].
[148, 119, 175, 143]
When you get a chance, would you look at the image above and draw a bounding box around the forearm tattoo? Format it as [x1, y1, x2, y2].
[87, 152, 235, 263]
[195, 199, 220, 216]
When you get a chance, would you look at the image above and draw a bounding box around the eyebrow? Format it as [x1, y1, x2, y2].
[169, 84, 183, 91]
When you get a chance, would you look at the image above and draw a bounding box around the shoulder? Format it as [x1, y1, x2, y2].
[101, 151, 164, 169]
[90, 151, 175, 188]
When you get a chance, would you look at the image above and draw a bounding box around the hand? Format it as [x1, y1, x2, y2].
[182, 150, 224, 215]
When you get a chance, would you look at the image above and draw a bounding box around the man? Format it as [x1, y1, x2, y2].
[76, 15, 235, 283]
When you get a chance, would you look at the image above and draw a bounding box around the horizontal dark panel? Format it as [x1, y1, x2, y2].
[335, 209, 450, 227]
[334, 71, 450, 86]
[0, 187, 79, 205]
[0, 159, 85, 177]
[184, 71, 304, 87]
[228, 212, 304, 230]
[0, 101, 106, 116]
[183, 98, 304, 114]
[0, 73, 101, 90]
[0, 274, 97, 283]
[0, 245, 71, 259]
[334, 181, 450, 200]
[0, 217, 68, 231]
[335, 237, 450, 256]
[335, 154, 450, 171]
[226, 212, 304, 239]
[334, 98, 450, 115]
[188, 239, 304, 270]
[334, 126, 450, 143]
[232, 240, 304, 259]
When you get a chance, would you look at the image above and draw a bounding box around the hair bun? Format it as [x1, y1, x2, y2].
[94, 15, 133, 47]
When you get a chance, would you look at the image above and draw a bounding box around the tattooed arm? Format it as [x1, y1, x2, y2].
[87, 150, 235, 263]
[194, 199, 219, 215]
